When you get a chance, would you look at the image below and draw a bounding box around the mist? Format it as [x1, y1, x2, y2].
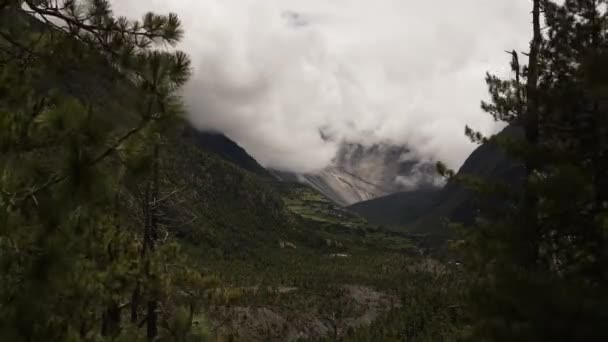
[112, 0, 532, 173]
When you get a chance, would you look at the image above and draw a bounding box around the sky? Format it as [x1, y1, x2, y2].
[112, 0, 532, 173]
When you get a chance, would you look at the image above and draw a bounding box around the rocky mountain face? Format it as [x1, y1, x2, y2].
[273, 143, 442, 206]
[348, 125, 524, 234]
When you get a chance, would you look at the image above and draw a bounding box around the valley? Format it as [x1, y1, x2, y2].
[0, 9, 462, 339]
[3, 1, 606, 341]
[174, 128, 463, 341]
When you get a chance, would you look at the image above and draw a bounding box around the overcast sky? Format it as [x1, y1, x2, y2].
[113, 0, 532, 173]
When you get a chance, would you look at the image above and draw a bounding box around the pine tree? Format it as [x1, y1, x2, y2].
[448, 0, 608, 340]
[0, 1, 214, 340]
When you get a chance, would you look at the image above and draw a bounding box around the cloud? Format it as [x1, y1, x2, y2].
[395, 163, 446, 191]
[111, 0, 532, 173]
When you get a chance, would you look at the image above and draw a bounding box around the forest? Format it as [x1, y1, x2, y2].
[0, 0, 607, 341]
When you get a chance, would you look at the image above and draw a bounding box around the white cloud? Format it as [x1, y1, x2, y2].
[112, 0, 532, 173]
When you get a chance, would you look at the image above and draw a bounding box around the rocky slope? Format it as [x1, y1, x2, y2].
[274, 143, 442, 206]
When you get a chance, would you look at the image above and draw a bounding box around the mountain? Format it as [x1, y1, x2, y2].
[183, 127, 272, 178]
[180, 131, 443, 208]
[274, 143, 442, 206]
[347, 188, 441, 228]
[348, 125, 524, 234]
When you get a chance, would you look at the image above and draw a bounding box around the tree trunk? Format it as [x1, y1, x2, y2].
[523, 0, 542, 267]
[102, 302, 122, 337]
[146, 143, 160, 342]
[102, 191, 123, 337]
[131, 283, 140, 324]
[147, 300, 158, 342]
[589, 2, 608, 281]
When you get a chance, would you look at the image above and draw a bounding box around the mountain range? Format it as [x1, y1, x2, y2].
[192, 124, 521, 235]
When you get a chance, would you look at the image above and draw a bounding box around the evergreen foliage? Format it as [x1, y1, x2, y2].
[0, 1, 218, 341]
[442, 0, 608, 340]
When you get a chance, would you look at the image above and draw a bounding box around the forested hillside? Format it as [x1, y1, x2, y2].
[2, 0, 608, 341]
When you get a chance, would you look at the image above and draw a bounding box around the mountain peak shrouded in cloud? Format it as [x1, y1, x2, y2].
[111, 0, 530, 173]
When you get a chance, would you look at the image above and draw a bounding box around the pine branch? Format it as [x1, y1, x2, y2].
[150, 186, 187, 208]
[23, 1, 180, 45]
[0, 31, 39, 60]
[13, 119, 150, 205]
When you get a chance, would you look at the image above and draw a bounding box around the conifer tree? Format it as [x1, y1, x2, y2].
[445, 0, 608, 340]
[0, 1, 214, 340]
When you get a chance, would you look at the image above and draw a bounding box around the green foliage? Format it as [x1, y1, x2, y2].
[449, 0, 608, 340]
[280, 182, 366, 227]
[0, 2, 218, 341]
[344, 271, 465, 342]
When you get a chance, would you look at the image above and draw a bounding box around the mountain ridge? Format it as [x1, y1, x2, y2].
[183, 127, 272, 178]
[348, 125, 524, 234]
